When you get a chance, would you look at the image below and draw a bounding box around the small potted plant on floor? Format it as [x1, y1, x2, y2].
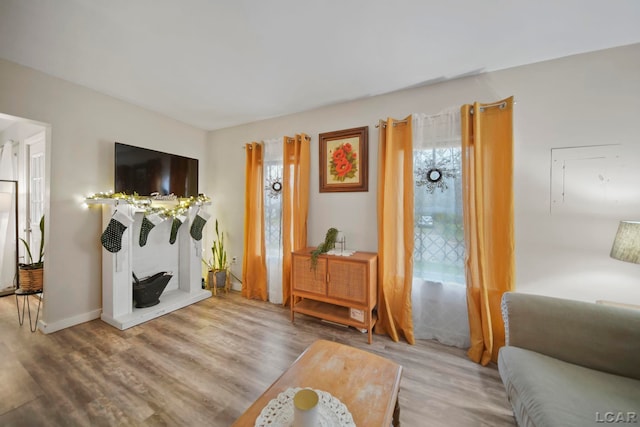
[203, 219, 229, 294]
[18, 216, 45, 291]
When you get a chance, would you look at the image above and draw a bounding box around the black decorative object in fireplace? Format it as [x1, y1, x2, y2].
[132, 271, 172, 308]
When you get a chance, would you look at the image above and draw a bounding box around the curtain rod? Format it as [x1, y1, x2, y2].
[286, 135, 311, 142]
[376, 100, 510, 127]
[470, 101, 507, 114]
[377, 107, 463, 128]
[243, 135, 311, 149]
[375, 119, 408, 129]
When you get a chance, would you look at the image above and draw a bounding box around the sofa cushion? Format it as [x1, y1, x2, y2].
[499, 346, 640, 427]
[502, 292, 640, 380]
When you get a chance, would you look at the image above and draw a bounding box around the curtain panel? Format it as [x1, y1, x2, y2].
[411, 108, 470, 348]
[461, 96, 515, 365]
[376, 116, 415, 344]
[282, 134, 310, 306]
[242, 142, 268, 301]
[263, 138, 284, 304]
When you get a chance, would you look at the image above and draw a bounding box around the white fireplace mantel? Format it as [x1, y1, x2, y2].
[89, 199, 211, 329]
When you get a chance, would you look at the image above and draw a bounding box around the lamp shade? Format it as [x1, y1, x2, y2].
[610, 221, 640, 264]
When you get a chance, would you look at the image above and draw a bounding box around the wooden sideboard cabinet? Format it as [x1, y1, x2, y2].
[290, 248, 378, 343]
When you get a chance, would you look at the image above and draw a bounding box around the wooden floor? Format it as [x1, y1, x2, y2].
[0, 291, 515, 427]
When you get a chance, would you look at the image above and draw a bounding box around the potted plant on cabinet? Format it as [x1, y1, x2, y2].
[203, 219, 229, 295]
[310, 227, 339, 270]
[18, 216, 45, 291]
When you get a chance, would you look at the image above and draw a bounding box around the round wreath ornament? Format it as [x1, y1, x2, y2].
[426, 168, 443, 183]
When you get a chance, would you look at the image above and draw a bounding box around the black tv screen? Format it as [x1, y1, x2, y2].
[114, 142, 199, 197]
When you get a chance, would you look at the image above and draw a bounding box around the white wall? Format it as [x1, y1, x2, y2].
[208, 43, 640, 305]
[0, 58, 208, 332]
[1, 42, 638, 333]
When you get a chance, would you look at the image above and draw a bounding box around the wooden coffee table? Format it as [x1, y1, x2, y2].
[232, 339, 403, 426]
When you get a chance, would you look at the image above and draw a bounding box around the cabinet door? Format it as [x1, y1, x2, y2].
[327, 259, 367, 304]
[292, 255, 327, 295]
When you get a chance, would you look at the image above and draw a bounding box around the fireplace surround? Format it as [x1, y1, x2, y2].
[89, 200, 211, 329]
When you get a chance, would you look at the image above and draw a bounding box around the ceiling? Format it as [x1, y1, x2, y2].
[1, 1, 639, 131]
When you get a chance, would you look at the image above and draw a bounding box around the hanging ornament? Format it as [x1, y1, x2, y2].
[415, 157, 457, 193]
[265, 176, 283, 199]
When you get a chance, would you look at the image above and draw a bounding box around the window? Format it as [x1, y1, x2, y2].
[264, 160, 283, 255]
[412, 110, 465, 286]
[410, 109, 469, 347]
[263, 138, 284, 304]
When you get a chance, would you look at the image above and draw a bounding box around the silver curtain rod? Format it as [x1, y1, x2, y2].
[375, 119, 408, 129]
[470, 101, 507, 115]
[286, 135, 311, 143]
[376, 100, 509, 127]
[243, 135, 311, 149]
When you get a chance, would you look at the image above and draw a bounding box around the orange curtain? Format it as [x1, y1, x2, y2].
[461, 97, 515, 365]
[375, 116, 415, 344]
[282, 134, 310, 306]
[242, 142, 268, 301]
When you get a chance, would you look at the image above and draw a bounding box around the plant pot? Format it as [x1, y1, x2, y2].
[207, 269, 228, 295]
[18, 266, 43, 292]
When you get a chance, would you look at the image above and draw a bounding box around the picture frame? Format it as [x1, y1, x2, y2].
[319, 126, 368, 193]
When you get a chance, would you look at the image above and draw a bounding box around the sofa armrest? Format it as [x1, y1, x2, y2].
[501, 292, 640, 380]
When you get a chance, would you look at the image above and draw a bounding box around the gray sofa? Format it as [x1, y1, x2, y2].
[498, 292, 640, 427]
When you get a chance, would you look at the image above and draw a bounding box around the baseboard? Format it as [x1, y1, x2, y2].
[38, 308, 102, 334]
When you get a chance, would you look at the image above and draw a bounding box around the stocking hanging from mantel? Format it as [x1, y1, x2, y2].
[190, 209, 210, 241]
[101, 208, 133, 253]
[139, 212, 164, 247]
[169, 214, 187, 245]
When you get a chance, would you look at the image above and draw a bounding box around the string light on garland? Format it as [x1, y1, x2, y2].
[85, 192, 211, 217]
[415, 158, 457, 193]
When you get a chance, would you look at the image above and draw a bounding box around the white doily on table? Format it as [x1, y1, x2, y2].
[325, 249, 355, 257]
[255, 387, 356, 427]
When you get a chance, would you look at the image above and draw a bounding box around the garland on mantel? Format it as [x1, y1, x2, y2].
[85, 192, 211, 218]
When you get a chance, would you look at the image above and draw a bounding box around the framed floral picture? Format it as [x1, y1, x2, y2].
[319, 126, 368, 193]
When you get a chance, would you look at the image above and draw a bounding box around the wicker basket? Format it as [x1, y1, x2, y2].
[19, 267, 44, 292]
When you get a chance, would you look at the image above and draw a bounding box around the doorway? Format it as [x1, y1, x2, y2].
[0, 113, 48, 295]
[23, 132, 46, 258]
[0, 180, 18, 296]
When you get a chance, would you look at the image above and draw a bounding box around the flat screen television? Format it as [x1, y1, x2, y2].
[114, 142, 199, 197]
